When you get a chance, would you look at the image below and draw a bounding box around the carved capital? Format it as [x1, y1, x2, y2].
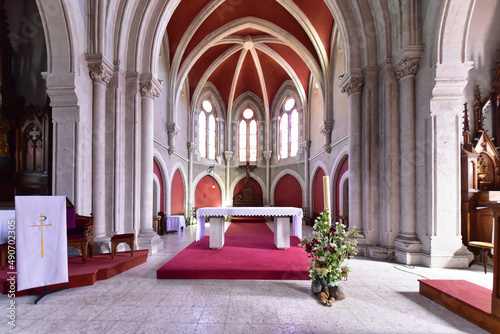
[167, 122, 180, 137]
[139, 81, 161, 98]
[301, 140, 311, 151]
[394, 57, 420, 80]
[187, 142, 198, 153]
[224, 151, 233, 161]
[340, 76, 364, 96]
[88, 63, 112, 85]
[393, 46, 423, 80]
[263, 150, 272, 160]
[320, 121, 333, 136]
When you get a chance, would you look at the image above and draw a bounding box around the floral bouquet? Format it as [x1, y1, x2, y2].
[299, 208, 359, 286]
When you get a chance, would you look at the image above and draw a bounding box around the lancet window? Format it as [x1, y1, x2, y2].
[239, 108, 257, 162]
[279, 97, 299, 160]
[198, 100, 217, 160]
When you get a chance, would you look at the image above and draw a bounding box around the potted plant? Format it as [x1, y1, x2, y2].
[300, 208, 359, 305]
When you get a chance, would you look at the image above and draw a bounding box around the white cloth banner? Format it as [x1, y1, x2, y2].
[0, 210, 15, 245]
[15, 196, 68, 291]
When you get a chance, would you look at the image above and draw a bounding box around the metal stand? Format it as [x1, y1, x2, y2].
[32, 285, 69, 304]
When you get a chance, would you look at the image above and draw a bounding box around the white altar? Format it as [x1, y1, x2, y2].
[196, 207, 303, 249]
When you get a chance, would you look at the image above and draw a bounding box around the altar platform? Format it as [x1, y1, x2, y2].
[157, 222, 309, 280]
[0, 250, 148, 295]
[419, 279, 500, 333]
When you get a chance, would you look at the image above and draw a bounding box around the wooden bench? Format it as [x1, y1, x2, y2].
[110, 233, 135, 259]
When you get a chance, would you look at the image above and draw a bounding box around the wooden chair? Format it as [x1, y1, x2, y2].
[67, 214, 94, 264]
[468, 209, 495, 273]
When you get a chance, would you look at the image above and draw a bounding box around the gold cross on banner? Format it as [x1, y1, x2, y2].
[31, 214, 52, 258]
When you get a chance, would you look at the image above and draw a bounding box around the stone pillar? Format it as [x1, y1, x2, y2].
[224, 151, 233, 205]
[167, 122, 180, 155]
[136, 78, 163, 254]
[87, 57, 112, 251]
[48, 88, 79, 204]
[340, 71, 364, 237]
[320, 121, 333, 154]
[263, 150, 272, 206]
[301, 141, 311, 218]
[187, 142, 196, 215]
[393, 48, 423, 265]
[425, 61, 473, 268]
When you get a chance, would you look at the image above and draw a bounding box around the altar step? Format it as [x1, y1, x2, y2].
[0, 250, 149, 295]
[419, 279, 500, 333]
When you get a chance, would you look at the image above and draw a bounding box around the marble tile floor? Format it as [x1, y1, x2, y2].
[0, 223, 494, 334]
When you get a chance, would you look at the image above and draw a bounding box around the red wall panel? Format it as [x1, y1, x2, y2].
[274, 174, 302, 207]
[153, 160, 164, 212]
[171, 169, 184, 215]
[233, 178, 262, 197]
[335, 158, 349, 219]
[313, 168, 326, 215]
[195, 175, 221, 208]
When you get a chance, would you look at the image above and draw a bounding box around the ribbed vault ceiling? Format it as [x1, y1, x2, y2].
[166, 0, 334, 113]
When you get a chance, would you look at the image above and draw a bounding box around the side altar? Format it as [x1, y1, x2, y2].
[196, 207, 303, 250]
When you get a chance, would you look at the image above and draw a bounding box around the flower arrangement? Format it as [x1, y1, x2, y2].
[300, 208, 359, 286]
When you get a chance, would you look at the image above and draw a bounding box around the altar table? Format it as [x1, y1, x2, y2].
[196, 207, 303, 249]
[166, 215, 186, 233]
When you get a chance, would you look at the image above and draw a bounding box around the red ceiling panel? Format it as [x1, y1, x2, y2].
[167, 0, 211, 67]
[180, 0, 318, 67]
[232, 52, 263, 102]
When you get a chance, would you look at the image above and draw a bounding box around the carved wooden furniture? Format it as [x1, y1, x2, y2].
[67, 214, 94, 264]
[110, 233, 135, 259]
[153, 216, 160, 234]
[233, 185, 263, 206]
[467, 207, 495, 273]
[461, 86, 497, 273]
[0, 242, 7, 270]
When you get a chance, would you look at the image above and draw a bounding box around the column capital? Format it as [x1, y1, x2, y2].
[167, 122, 180, 137]
[86, 54, 113, 85]
[139, 76, 163, 98]
[320, 120, 333, 136]
[224, 151, 233, 161]
[393, 46, 423, 80]
[301, 140, 311, 151]
[339, 69, 364, 96]
[187, 141, 198, 153]
[263, 150, 272, 160]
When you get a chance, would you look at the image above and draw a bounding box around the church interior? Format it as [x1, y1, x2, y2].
[1, 0, 500, 332]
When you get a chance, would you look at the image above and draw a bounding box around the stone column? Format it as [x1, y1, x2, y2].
[301, 141, 311, 218]
[48, 88, 79, 204]
[320, 121, 333, 154]
[426, 61, 473, 268]
[136, 78, 163, 254]
[340, 71, 364, 237]
[393, 48, 422, 264]
[263, 150, 272, 206]
[224, 151, 233, 205]
[187, 142, 196, 216]
[87, 57, 112, 251]
[167, 122, 180, 155]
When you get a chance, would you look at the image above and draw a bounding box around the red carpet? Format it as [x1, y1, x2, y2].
[157, 221, 310, 280]
[1, 250, 148, 295]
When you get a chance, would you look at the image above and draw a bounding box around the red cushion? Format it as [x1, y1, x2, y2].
[111, 233, 134, 240]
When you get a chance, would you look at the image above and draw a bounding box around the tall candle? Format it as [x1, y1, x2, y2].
[323, 175, 330, 210]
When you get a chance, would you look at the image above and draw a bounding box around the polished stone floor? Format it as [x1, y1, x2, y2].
[0, 223, 494, 334]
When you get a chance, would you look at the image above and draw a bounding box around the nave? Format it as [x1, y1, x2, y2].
[1, 224, 493, 334]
